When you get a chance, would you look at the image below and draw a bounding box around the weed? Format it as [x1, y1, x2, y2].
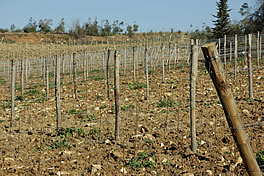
[48, 127, 86, 150]
[15, 95, 24, 101]
[89, 127, 101, 136]
[126, 152, 155, 169]
[256, 150, 264, 167]
[25, 89, 40, 96]
[158, 98, 176, 108]
[49, 83, 55, 89]
[128, 82, 146, 90]
[121, 104, 135, 111]
[0, 100, 11, 109]
[85, 114, 95, 121]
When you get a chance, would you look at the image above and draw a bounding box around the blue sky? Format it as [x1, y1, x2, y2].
[0, 0, 256, 32]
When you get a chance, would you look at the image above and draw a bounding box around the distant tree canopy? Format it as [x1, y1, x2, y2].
[212, 0, 231, 38]
[23, 17, 37, 33]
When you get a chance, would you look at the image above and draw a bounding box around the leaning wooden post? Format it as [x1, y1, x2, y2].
[10, 59, 15, 128]
[201, 42, 261, 176]
[73, 53, 78, 99]
[248, 34, 253, 99]
[190, 40, 198, 153]
[55, 55, 62, 130]
[144, 46, 149, 100]
[114, 51, 120, 140]
[106, 49, 111, 100]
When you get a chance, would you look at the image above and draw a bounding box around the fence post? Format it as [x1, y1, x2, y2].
[201, 42, 261, 176]
[10, 59, 15, 128]
[114, 51, 120, 140]
[144, 46, 149, 100]
[132, 46, 136, 82]
[20, 59, 24, 96]
[248, 34, 253, 99]
[45, 57, 49, 100]
[106, 49, 111, 100]
[55, 55, 62, 130]
[161, 43, 165, 83]
[73, 53, 78, 99]
[190, 40, 198, 153]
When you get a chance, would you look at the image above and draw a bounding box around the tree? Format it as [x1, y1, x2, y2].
[38, 19, 53, 33]
[69, 19, 85, 38]
[54, 18, 65, 34]
[126, 24, 133, 37]
[23, 17, 37, 33]
[212, 0, 231, 38]
[133, 24, 139, 33]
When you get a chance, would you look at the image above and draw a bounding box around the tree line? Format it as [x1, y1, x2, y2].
[0, 17, 139, 38]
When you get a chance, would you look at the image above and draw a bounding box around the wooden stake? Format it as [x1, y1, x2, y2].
[248, 34, 253, 99]
[106, 49, 111, 100]
[10, 59, 15, 128]
[144, 46, 149, 100]
[114, 51, 120, 140]
[73, 53, 78, 99]
[190, 40, 198, 153]
[201, 42, 261, 176]
[55, 55, 62, 130]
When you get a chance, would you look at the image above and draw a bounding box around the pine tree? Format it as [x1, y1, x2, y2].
[212, 0, 231, 38]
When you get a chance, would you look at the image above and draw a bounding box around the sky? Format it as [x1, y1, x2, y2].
[0, 0, 257, 33]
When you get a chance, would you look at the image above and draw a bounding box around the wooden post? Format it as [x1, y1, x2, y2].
[61, 54, 65, 85]
[201, 42, 261, 176]
[234, 34, 238, 80]
[45, 57, 49, 100]
[20, 59, 24, 96]
[132, 46, 136, 82]
[161, 44, 165, 83]
[114, 51, 120, 140]
[83, 51, 86, 81]
[55, 55, 62, 130]
[144, 46, 149, 100]
[224, 35, 227, 69]
[73, 53, 78, 99]
[106, 49, 111, 100]
[10, 59, 15, 128]
[190, 40, 198, 153]
[248, 34, 253, 99]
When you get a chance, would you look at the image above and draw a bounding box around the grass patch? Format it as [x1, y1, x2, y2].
[256, 150, 264, 168]
[126, 152, 155, 169]
[90, 75, 104, 81]
[158, 98, 176, 108]
[25, 89, 40, 96]
[121, 104, 135, 111]
[48, 127, 86, 150]
[128, 82, 146, 90]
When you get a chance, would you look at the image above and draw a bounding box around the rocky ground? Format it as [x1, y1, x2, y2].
[0, 61, 263, 175]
